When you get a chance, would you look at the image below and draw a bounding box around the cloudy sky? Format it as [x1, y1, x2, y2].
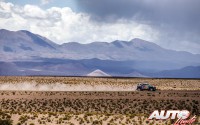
[0, 0, 200, 54]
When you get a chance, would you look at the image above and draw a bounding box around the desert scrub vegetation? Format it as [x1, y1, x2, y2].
[0, 111, 13, 125]
[0, 98, 199, 116]
[0, 119, 13, 125]
[0, 91, 200, 115]
[0, 111, 178, 125]
[0, 91, 200, 124]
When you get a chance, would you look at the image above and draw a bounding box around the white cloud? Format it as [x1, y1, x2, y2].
[41, 0, 51, 5]
[0, 1, 158, 44]
[24, 5, 47, 19]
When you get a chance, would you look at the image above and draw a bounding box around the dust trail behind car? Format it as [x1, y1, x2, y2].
[0, 82, 137, 91]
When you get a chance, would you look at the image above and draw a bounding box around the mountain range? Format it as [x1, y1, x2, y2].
[0, 29, 200, 78]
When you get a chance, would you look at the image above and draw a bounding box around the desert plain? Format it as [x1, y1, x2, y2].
[0, 76, 200, 125]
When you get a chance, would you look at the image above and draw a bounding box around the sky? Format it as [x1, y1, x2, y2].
[0, 0, 200, 54]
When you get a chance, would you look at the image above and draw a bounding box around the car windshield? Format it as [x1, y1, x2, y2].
[138, 83, 152, 86]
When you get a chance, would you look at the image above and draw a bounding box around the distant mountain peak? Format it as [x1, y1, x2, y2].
[111, 40, 133, 48]
[87, 69, 111, 77]
[129, 38, 163, 51]
[130, 38, 153, 44]
[18, 30, 31, 33]
[0, 29, 14, 35]
[130, 38, 145, 41]
[0, 29, 10, 32]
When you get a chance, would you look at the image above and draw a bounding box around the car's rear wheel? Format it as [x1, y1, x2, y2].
[150, 88, 154, 91]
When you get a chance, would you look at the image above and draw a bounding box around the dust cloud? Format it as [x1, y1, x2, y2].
[0, 82, 136, 91]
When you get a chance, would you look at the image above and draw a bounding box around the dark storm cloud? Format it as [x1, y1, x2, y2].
[76, 0, 200, 30]
[75, 0, 200, 54]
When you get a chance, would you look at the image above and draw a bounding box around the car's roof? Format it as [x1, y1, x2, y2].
[139, 83, 149, 85]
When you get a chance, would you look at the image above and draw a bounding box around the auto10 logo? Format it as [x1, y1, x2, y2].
[148, 110, 196, 125]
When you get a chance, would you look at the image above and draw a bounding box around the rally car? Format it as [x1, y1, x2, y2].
[136, 83, 156, 91]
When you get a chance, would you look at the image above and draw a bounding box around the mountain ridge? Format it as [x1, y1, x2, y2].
[0, 29, 200, 78]
[0, 29, 199, 55]
[1, 29, 200, 62]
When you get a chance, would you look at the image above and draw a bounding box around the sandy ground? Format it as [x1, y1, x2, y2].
[0, 76, 200, 125]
